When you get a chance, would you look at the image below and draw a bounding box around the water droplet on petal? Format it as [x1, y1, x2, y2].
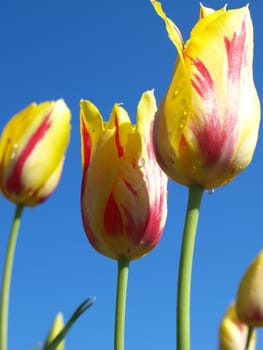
[207, 189, 215, 195]
[138, 158, 145, 168]
[10, 144, 18, 160]
[192, 160, 202, 172]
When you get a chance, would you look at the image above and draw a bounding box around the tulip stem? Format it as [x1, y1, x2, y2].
[0, 204, 24, 350]
[245, 326, 254, 350]
[177, 185, 203, 350]
[114, 258, 129, 350]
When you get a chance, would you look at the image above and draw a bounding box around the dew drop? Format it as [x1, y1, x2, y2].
[10, 144, 18, 160]
[138, 158, 145, 168]
[192, 160, 202, 172]
[207, 189, 215, 195]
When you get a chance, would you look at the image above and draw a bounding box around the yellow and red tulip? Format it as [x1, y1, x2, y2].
[80, 90, 168, 260]
[151, 1, 260, 189]
[219, 303, 256, 350]
[0, 99, 71, 206]
[236, 251, 263, 327]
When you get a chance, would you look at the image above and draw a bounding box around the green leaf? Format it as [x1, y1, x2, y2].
[43, 297, 95, 350]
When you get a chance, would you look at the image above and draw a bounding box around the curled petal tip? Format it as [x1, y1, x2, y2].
[151, 0, 184, 56]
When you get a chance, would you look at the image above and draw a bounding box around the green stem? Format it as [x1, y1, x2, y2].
[245, 326, 254, 350]
[0, 204, 24, 350]
[114, 258, 130, 350]
[177, 185, 203, 350]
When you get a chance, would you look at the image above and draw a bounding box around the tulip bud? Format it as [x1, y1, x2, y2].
[0, 99, 71, 206]
[219, 303, 256, 350]
[45, 312, 64, 350]
[236, 251, 263, 326]
[80, 90, 168, 260]
[151, 1, 260, 189]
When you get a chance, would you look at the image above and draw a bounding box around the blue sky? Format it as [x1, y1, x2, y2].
[0, 0, 262, 349]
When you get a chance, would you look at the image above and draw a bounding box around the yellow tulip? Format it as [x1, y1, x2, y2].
[219, 303, 256, 350]
[45, 313, 65, 350]
[151, 1, 260, 189]
[0, 99, 71, 206]
[236, 251, 263, 327]
[80, 90, 168, 260]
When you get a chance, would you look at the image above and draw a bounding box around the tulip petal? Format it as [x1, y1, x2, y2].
[199, 4, 215, 19]
[151, 1, 184, 60]
[80, 99, 103, 170]
[4, 107, 53, 194]
[236, 251, 263, 327]
[107, 104, 133, 158]
[36, 160, 64, 205]
[152, 2, 260, 189]
[0, 99, 71, 206]
[184, 6, 259, 185]
[80, 91, 168, 260]
[81, 104, 128, 257]
[192, 6, 226, 36]
[18, 101, 70, 191]
[219, 303, 256, 350]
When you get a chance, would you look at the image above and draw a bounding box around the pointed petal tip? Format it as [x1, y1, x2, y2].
[151, 0, 184, 55]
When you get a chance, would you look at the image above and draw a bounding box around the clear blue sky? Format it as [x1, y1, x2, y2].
[0, 0, 262, 349]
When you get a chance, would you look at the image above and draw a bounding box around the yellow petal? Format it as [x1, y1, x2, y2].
[219, 303, 256, 350]
[0, 99, 71, 206]
[107, 104, 133, 157]
[136, 89, 157, 138]
[199, 4, 215, 19]
[21, 100, 70, 189]
[192, 5, 226, 37]
[80, 99, 103, 169]
[236, 251, 263, 327]
[45, 313, 64, 350]
[151, 0, 184, 61]
[35, 160, 64, 206]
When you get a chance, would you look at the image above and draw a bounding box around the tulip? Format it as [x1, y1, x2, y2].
[151, 1, 260, 189]
[236, 251, 263, 327]
[80, 90, 168, 260]
[0, 99, 71, 206]
[44, 313, 65, 350]
[219, 303, 256, 350]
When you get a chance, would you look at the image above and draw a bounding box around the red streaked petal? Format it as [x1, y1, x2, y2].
[114, 111, 124, 158]
[224, 17, 248, 82]
[81, 115, 92, 171]
[104, 193, 123, 236]
[193, 112, 235, 166]
[191, 58, 214, 100]
[6, 113, 52, 193]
